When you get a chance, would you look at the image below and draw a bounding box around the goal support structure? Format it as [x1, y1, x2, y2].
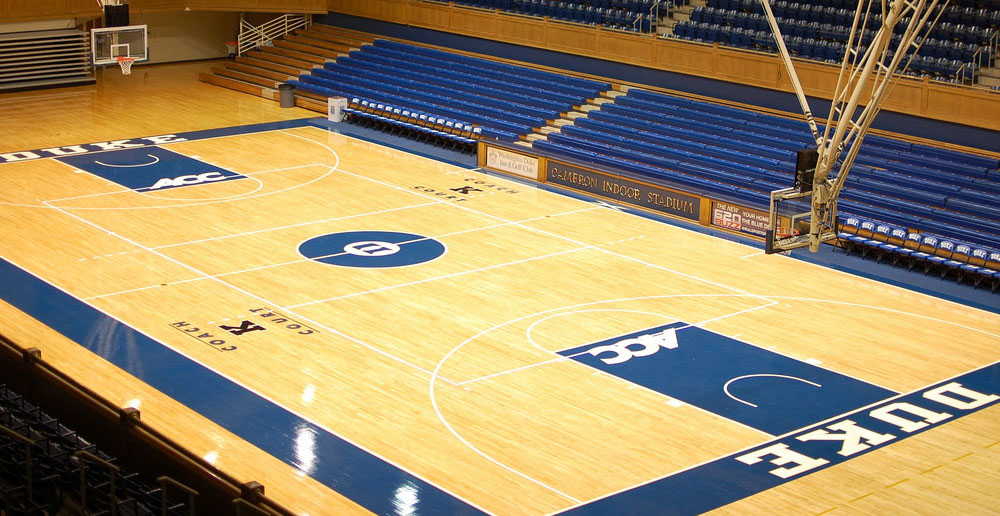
[764, 0, 949, 253]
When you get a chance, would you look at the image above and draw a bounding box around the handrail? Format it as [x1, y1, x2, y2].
[237, 13, 312, 56]
[233, 498, 273, 515]
[0, 424, 35, 504]
[158, 475, 198, 516]
[76, 449, 120, 516]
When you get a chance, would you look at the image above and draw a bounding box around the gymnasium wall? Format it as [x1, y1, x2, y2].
[0, 1, 326, 22]
[0, 19, 77, 34]
[313, 10, 1000, 152]
[129, 10, 238, 63]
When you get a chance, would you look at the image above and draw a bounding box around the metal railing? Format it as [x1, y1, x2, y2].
[0, 424, 35, 505]
[0, 333, 295, 516]
[237, 13, 312, 56]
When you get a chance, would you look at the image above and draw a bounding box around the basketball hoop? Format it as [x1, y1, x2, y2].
[117, 56, 136, 75]
[226, 41, 238, 55]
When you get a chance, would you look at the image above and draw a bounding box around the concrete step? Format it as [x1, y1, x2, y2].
[977, 74, 1000, 88]
[978, 66, 1000, 79]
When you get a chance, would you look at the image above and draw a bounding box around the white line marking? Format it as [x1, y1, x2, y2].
[86, 205, 598, 301]
[93, 153, 160, 168]
[50, 161, 334, 210]
[548, 355, 1000, 515]
[0, 250, 491, 515]
[40, 150, 460, 387]
[454, 356, 569, 386]
[722, 374, 822, 408]
[288, 246, 592, 308]
[153, 200, 442, 250]
[284, 129, 775, 310]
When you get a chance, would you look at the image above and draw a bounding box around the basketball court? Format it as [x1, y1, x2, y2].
[1, 100, 998, 514]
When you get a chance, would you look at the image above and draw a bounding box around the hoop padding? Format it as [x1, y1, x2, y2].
[118, 56, 136, 75]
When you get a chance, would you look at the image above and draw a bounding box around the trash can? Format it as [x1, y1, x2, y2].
[278, 83, 295, 108]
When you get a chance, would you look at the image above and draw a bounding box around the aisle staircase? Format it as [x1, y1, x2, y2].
[525, 87, 626, 147]
[0, 29, 93, 93]
[198, 24, 372, 110]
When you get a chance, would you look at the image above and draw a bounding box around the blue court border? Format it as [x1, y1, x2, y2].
[1, 118, 998, 515]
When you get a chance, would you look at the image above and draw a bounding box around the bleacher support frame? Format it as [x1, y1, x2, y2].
[0, 331, 295, 516]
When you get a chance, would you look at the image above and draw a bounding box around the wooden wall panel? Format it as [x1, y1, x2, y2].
[925, 86, 1000, 130]
[715, 51, 781, 88]
[495, 15, 547, 46]
[652, 40, 716, 76]
[184, 0, 323, 12]
[265, 0, 326, 12]
[448, 8, 498, 39]
[543, 23, 598, 54]
[68, 0, 101, 16]
[407, 2, 450, 31]
[881, 79, 926, 113]
[326, 0, 376, 18]
[129, 0, 185, 11]
[368, 0, 408, 24]
[186, 0, 253, 9]
[5, 0, 63, 19]
[599, 32, 655, 65]
[2, 0, 101, 21]
[795, 61, 845, 96]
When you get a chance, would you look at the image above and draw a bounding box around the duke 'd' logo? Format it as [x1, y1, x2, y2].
[149, 172, 228, 190]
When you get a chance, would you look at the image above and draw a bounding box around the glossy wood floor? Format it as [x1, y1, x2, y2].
[1, 61, 998, 516]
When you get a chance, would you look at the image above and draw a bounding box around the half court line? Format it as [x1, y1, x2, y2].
[43, 199, 461, 386]
[84, 204, 601, 301]
[284, 128, 773, 304]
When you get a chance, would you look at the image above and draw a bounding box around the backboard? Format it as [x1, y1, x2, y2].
[91, 24, 147, 66]
[765, 186, 838, 254]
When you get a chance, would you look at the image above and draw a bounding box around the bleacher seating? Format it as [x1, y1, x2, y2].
[450, 0, 665, 33]
[672, 0, 998, 84]
[291, 38, 611, 144]
[0, 385, 189, 515]
[533, 86, 1000, 286]
[264, 28, 998, 287]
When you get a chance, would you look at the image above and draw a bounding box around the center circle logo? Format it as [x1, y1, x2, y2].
[298, 231, 446, 268]
[343, 241, 401, 257]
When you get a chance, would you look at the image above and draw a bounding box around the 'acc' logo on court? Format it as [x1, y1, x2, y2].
[149, 172, 228, 190]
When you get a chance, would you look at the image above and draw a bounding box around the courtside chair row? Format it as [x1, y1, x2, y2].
[291, 72, 535, 136]
[837, 216, 1000, 291]
[342, 98, 481, 152]
[291, 76, 519, 140]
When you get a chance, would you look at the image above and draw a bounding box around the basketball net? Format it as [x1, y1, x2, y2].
[118, 56, 136, 75]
